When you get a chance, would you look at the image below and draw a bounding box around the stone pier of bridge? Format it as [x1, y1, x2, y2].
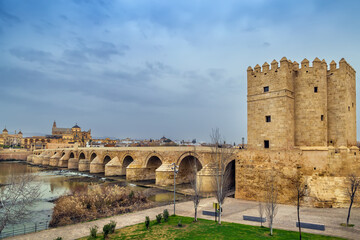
[27, 146, 237, 193]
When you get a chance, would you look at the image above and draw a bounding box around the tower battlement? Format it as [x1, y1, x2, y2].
[247, 57, 356, 150]
[248, 57, 356, 75]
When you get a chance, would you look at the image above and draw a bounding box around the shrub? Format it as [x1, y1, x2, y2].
[163, 209, 169, 222]
[145, 216, 150, 229]
[103, 223, 113, 239]
[49, 185, 149, 227]
[54, 238, 62, 240]
[178, 219, 182, 227]
[109, 220, 116, 233]
[89, 225, 98, 239]
[129, 190, 134, 199]
[156, 213, 162, 223]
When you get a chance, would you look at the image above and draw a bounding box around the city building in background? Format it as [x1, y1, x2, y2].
[0, 128, 23, 147]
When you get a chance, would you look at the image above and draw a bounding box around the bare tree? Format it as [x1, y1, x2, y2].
[291, 171, 307, 240]
[189, 147, 202, 222]
[265, 170, 278, 236]
[346, 173, 360, 227]
[0, 173, 41, 234]
[258, 201, 264, 227]
[210, 128, 235, 224]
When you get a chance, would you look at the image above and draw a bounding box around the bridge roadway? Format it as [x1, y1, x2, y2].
[27, 146, 238, 192]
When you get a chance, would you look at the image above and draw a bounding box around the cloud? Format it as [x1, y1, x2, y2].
[9, 48, 53, 63]
[63, 41, 129, 63]
[0, 9, 20, 25]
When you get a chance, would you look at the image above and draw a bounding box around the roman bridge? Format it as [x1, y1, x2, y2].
[27, 146, 238, 192]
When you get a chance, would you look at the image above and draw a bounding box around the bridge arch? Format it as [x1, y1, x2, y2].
[90, 152, 97, 162]
[177, 153, 203, 184]
[144, 153, 163, 180]
[69, 152, 75, 158]
[144, 153, 163, 168]
[79, 152, 86, 160]
[121, 155, 134, 175]
[103, 155, 111, 165]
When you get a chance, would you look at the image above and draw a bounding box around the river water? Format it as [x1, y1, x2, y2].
[0, 161, 183, 238]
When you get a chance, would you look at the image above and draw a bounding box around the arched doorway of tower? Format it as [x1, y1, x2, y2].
[225, 160, 236, 194]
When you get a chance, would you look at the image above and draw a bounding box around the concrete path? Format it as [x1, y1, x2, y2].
[7, 198, 360, 240]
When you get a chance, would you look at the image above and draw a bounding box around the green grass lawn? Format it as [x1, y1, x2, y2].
[81, 215, 344, 240]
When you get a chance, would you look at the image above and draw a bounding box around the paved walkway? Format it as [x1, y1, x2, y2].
[7, 198, 360, 240]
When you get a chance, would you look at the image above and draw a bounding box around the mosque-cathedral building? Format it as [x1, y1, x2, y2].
[22, 121, 92, 149]
[0, 128, 23, 147]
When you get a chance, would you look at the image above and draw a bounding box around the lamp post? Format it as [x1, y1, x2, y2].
[171, 162, 179, 215]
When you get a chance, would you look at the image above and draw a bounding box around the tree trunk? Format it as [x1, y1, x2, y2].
[195, 206, 197, 222]
[218, 203, 222, 224]
[347, 198, 353, 226]
[0, 223, 5, 235]
[270, 219, 273, 236]
[297, 196, 301, 240]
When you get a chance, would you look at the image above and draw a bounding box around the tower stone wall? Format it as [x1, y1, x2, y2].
[247, 57, 356, 150]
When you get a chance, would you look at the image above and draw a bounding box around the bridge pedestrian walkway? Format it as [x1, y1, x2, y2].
[7, 198, 360, 240]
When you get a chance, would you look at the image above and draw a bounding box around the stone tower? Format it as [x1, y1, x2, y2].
[247, 57, 356, 150]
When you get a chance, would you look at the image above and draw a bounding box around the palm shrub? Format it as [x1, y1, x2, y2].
[103, 223, 112, 239]
[89, 225, 98, 239]
[156, 213, 162, 223]
[163, 209, 169, 222]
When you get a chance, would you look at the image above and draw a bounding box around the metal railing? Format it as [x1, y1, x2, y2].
[0, 221, 49, 239]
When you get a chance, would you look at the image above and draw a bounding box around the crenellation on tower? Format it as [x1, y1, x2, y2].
[292, 61, 299, 70]
[247, 57, 356, 150]
[262, 62, 269, 72]
[271, 59, 278, 70]
[301, 58, 309, 68]
[280, 56, 289, 69]
[312, 57, 322, 69]
[330, 60, 337, 71]
[254, 64, 261, 73]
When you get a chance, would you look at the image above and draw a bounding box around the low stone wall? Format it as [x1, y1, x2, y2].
[0, 150, 31, 161]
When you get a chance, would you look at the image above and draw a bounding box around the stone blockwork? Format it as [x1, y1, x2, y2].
[235, 148, 360, 207]
[248, 57, 356, 150]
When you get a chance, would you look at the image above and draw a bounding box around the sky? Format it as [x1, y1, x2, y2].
[1, 0, 360, 143]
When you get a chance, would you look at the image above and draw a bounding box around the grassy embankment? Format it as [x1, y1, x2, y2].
[80, 215, 344, 240]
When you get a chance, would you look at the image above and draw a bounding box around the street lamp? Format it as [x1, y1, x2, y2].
[171, 162, 179, 215]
